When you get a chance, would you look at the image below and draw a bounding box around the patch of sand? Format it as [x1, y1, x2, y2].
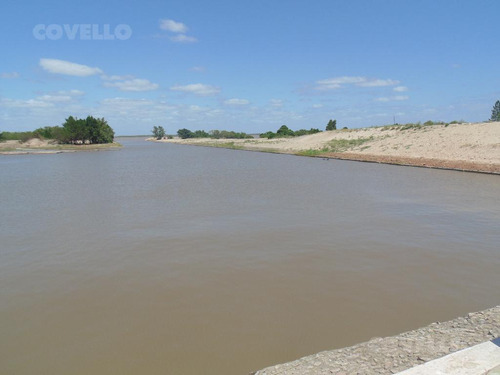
[0, 138, 54, 149]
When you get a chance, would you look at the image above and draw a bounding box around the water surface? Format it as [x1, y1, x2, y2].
[1, 138, 499, 374]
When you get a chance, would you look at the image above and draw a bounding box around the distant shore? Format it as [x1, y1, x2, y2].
[0, 138, 122, 155]
[150, 122, 500, 174]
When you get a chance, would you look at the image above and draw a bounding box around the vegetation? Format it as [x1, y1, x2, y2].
[326, 119, 337, 131]
[297, 137, 374, 157]
[259, 125, 321, 139]
[327, 137, 373, 152]
[152, 126, 166, 140]
[176, 128, 252, 139]
[0, 116, 114, 144]
[378, 120, 466, 131]
[0, 131, 38, 142]
[60, 116, 114, 144]
[491, 100, 500, 121]
[209, 130, 252, 139]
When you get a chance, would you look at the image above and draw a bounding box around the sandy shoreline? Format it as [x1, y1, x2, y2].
[0, 138, 122, 154]
[151, 122, 500, 174]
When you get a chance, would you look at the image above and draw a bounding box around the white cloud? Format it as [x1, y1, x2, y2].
[101, 74, 135, 81]
[170, 34, 198, 43]
[189, 105, 205, 112]
[317, 76, 365, 87]
[224, 98, 249, 106]
[269, 99, 283, 107]
[375, 95, 409, 102]
[158, 19, 197, 43]
[60, 89, 85, 96]
[0, 98, 54, 108]
[1, 72, 20, 79]
[190, 66, 205, 72]
[0, 89, 86, 114]
[315, 76, 400, 90]
[103, 78, 159, 92]
[37, 94, 73, 102]
[40, 58, 103, 76]
[393, 86, 408, 92]
[34, 89, 85, 103]
[100, 97, 156, 110]
[160, 19, 188, 33]
[312, 103, 323, 108]
[170, 83, 220, 96]
[357, 79, 399, 87]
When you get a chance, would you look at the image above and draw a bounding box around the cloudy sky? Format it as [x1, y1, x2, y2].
[0, 0, 499, 135]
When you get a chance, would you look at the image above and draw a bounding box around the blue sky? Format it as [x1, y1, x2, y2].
[0, 0, 499, 135]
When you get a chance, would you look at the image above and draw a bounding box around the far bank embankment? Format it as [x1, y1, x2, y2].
[152, 122, 500, 174]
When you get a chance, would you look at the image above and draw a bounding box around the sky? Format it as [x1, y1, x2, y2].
[0, 0, 499, 135]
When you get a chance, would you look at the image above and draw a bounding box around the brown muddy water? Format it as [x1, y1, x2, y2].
[1, 137, 499, 374]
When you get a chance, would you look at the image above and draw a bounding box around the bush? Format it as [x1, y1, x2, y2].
[0, 116, 114, 145]
[193, 130, 210, 138]
[177, 128, 194, 139]
[260, 131, 276, 139]
[491, 100, 500, 121]
[152, 126, 166, 140]
[326, 119, 337, 131]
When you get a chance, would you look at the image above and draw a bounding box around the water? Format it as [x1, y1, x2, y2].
[1, 138, 499, 374]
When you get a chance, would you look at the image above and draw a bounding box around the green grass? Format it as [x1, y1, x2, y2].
[297, 147, 330, 156]
[197, 141, 244, 150]
[297, 137, 374, 157]
[327, 137, 374, 152]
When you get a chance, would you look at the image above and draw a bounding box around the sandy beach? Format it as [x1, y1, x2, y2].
[152, 121, 500, 174]
[0, 138, 122, 154]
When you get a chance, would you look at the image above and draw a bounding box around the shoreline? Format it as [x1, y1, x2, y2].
[313, 152, 500, 175]
[253, 305, 500, 375]
[0, 140, 122, 155]
[150, 121, 500, 175]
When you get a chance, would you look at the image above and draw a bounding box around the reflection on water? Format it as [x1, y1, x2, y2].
[1, 138, 499, 374]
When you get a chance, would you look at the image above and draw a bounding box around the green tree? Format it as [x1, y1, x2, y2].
[177, 128, 194, 139]
[60, 116, 114, 144]
[260, 131, 276, 139]
[276, 125, 295, 137]
[193, 130, 210, 138]
[491, 100, 500, 121]
[152, 126, 166, 140]
[326, 119, 337, 131]
[62, 116, 85, 143]
[94, 117, 114, 143]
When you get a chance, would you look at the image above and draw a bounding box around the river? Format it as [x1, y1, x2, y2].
[1, 137, 499, 374]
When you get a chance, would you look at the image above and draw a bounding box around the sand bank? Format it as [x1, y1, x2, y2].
[0, 139, 122, 154]
[152, 122, 500, 174]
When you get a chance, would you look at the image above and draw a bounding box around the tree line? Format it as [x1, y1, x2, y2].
[149, 100, 500, 143]
[152, 126, 254, 139]
[151, 119, 340, 141]
[177, 129, 253, 139]
[0, 116, 115, 144]
[260, 125, 322, 139]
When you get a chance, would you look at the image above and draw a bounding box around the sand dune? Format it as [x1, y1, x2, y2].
[153, 122, 500, 173]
